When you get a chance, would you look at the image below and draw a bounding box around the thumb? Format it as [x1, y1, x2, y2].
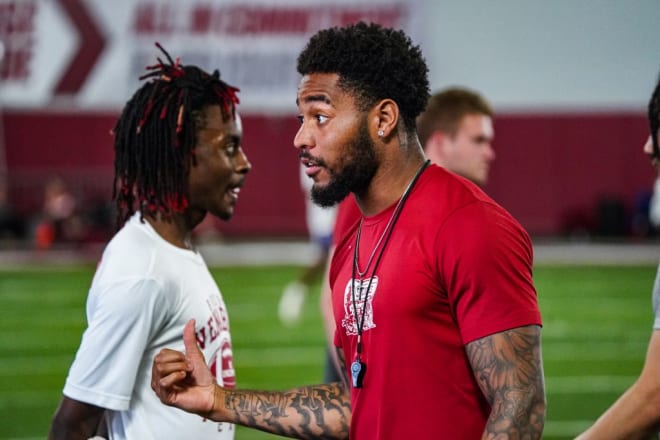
[183, 319, 214, 387]
[183, 319, 204, 361]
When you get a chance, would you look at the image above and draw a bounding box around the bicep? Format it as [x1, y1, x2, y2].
[465, 325, 546, 438]
[466, 325, 546, 439]
[49, 396, 105, 440]
[465, 325, 544, 405]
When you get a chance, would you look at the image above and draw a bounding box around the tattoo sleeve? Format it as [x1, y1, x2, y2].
[222, 382, 351, 440]
[465, 324, 546, 439]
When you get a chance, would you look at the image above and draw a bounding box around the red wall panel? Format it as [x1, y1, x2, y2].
[487, 113, 653, 235]
[2, 110, 653, 237]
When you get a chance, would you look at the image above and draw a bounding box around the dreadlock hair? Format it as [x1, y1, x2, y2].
[649, 72, 660, 159]
[297, 21, 430, 132]
[417, 87, 494, 148]
[112, 43, 240, 229]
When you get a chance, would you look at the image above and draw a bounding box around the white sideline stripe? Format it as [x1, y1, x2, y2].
[546, 375, 636, 393]
[542, 341, 648, 359]
[543, 420, 592, 436]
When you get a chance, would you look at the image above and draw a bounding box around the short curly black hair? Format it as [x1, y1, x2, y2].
[297, 21, 430, 131]
[649, 72, 660, 158]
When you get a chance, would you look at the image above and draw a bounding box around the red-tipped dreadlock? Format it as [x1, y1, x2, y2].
[111, 43, 240, 229]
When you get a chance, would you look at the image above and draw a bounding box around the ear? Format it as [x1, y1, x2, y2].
[424, 130, 449, 165]
[369, 99, 399, 140]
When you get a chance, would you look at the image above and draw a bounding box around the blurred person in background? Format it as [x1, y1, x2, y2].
[34, 175, 83, 249]
[277, 164, 337, 327]
[48, 44, 251, 440]
[279, 165, 340, 383]
[151, 22, 544, 439]
[417, 86, 495, 186]
[320, 85, 497, 380]
[576, 73, 660, 440]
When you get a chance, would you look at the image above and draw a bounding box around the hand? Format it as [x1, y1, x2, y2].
[151, 319, 216, 416]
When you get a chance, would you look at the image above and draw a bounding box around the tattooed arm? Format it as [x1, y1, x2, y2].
[213, 344, 351, 439]
[217, 383, 350, 439]
[465, 324, 546, 440]
[151, 319, 351, 439]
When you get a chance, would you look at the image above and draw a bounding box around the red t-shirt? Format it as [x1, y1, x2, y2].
[330, 164, 541, 439]
[332, 195, 362, 247]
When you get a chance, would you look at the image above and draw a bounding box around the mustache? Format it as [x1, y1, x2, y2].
[298, 152, 328, 168]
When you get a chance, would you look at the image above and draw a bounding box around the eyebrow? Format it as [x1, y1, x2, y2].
[296, 94, 331, 106]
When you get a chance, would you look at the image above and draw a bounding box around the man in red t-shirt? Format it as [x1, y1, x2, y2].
[328, 164, 540, 438]
[151, 22, 545, 439]
[321, 86, 498, 379]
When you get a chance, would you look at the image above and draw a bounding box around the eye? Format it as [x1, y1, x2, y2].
[297, 115, 304, 124]
[224, 142, 238, 156]
[316, 114, 329, 124]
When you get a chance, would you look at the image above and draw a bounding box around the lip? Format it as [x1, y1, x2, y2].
[305, 165, 322, 178]
[300, 156, 323, 178]
[226, 178, 245, 202]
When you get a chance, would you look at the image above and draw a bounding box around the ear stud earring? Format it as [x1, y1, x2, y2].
[378, 130, 384, 137]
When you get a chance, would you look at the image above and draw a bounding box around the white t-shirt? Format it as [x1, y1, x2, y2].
[63, 213, 236, 439]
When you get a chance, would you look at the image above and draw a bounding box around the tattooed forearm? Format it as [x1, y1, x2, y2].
[465, 325, 546, 439]
[222, 383, 350, 440]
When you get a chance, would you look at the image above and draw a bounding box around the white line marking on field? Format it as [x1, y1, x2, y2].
[546, 375, 636, 393]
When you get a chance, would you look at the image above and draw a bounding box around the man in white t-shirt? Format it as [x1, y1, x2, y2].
[48, 44, 251, 440]
[277, 165, 337, 328]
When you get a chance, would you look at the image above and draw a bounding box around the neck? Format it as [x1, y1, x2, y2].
[145, 212, 196, 250]
[354, 146, 426, 216]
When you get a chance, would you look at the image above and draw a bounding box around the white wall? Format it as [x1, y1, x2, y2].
[2, 0, 659, 112]
[421, 0, 660, 111]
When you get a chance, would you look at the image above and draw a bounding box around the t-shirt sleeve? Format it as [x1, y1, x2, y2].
[437, 201, 542, 344]
[63, 277, 171, 410]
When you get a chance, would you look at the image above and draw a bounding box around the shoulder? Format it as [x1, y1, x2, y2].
[412, 165, 526, 236]
[408, 166, 533, 267]
[100, 218, 159, 275]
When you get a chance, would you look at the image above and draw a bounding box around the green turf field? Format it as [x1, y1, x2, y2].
[0, 263, 656, 439]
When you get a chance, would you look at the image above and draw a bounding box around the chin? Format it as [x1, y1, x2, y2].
[213, 207, 233, 221]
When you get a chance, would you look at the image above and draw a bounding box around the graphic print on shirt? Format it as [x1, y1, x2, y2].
[196, 295, 236, 388]
[341, 276, 378, 335]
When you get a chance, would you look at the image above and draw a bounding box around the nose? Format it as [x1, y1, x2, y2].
[643, 135, 653, 156]
[484, 143, 496, 162]
[293, 122, 313, 151]
[236, 148, 252, 174]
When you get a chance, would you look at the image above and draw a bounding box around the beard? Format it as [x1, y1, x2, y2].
[310, 117, 378, 208]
